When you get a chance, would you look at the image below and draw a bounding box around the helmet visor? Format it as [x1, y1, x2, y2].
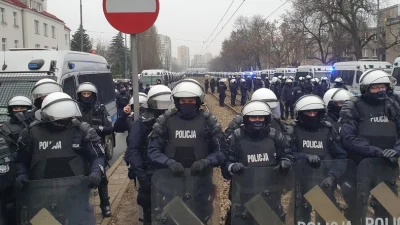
[41, 99, 82, 121]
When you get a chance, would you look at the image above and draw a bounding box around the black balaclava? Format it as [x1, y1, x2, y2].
[298, 110, 324, 130]
[362, 84, 388, 104]
[174, 97, 201, 120]
[34, 97, 45, 109]
[327, 102, 341, 121]
[46, 118, 72, 132]
[78, 93, 96, 110]
[243, 115, 271, 140]
[8, 107, 29, 123]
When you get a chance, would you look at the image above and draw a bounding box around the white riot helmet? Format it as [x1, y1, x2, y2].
[310, 78, 316, 83]
[323, 88, 352, 109]
[334, 77, 343, 83]
[230, 79, 237, 84]
[240, 78, 246, 83]
[271, 77, 279, 84]
[278, 75, 282, 79]
[172, 79, 205, 102]
[242, 100, 272, 128]
[306, 75, 312, 80]
[389, 76, 397, 91]
[31, 78, 63, 108]
[147, 85, 172, 110]
[41, 92, 82, 122]
[298, 77, 304, 81]
[285, 79, 293, 84]
[359, 69, 391, 95]
[129, 92, 148, 109]
[321, 76, 328, 81]
[251, 88, 280, 118]
[294, 94, 326, 119]
[76, 82, 98, 105]
[8, 96, 32, 114]
[313, 78, 320, 83]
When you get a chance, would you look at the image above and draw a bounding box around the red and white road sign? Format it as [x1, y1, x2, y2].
[103, 0, 160, 34]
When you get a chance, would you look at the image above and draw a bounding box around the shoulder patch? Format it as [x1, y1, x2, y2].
[107, 116, 112, 122]
[323, 120, 332, 127]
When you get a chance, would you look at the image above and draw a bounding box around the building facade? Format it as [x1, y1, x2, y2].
[204, 52, 212, 64]
[0, 0, 70, 51]
[177, 45, 190, 69]
[157, 34, 172, 70]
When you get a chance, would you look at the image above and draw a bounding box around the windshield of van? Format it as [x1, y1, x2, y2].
[393, 68, 400, 86]
[140, 75, 163, 86]
[274, 73, 284, 77]
[330, 70, 355, 85]
[295, 72, 310, 80]
[0, 73, 56, 122]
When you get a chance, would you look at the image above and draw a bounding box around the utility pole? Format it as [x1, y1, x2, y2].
[124, 33, 128, 78]
[80, 0, 83, 52]
[376, 0, 381, 60]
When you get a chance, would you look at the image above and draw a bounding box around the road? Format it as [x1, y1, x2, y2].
[109, 132, 127, 167]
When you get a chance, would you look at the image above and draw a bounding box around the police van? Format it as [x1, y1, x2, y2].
[392, 57, 400, 94]
[0, 49, 116, 158]
[295, 65, 332, 80]
[274, 68, 297, 78]
[331, 61, 393, 96]
[261, 69, 275, 80]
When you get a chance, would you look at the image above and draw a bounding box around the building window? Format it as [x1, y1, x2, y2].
[35, 44, 40, 48]
[52, 47, 56, 50]
[34, 20, 39, 34]
[37, 3, 42, 12]
[13, 12, 17, 26]
[1, 38, 6, 51]
[14, 40, 18, 48]
[29, 0, 32, 8]
[0, 8, 5, 23]
[363, 48, 368, 58]
[43, 23, 48, 36]
[51, 26, 55, 38]
[373, 49, 377, 57]
[65, 34, 69, 45]
[44, 45, 48, 48]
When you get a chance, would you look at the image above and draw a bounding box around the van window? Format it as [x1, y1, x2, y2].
[331, 70, 354, 85]
[78, 73, 115, 104]
[393, 67, 400, 86]
[356, 71, 363, 84]
[62, 76, 76, 99]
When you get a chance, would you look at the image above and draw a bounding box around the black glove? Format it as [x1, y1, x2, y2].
[230, 163, 245, 175]
[381, 149, 398, 158]
[88, 171, 102, 189]
[321, 174, 336, 188]
[305, 154, 321, 168]
[71, 119, 101, 142]
[168, 162, 185, 177]
[15, 174, 28, 189]
[274, 160, 292, 172]
[138, 177, 151, 193]
[190, 159, 210, 176]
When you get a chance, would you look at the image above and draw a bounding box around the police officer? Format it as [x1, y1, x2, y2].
[218, 79, 227, 107]
[323, 88, 352, 130]
[387, 76, 400, 104]
[333, 77, 348, 90]
[225, 88, 287, 138]
[116, 85, 130, 118]
[281, 78, 295, 120]
[29, 78, 63, 122]
[205, 78, 209, 94]
[321, 76, 329, 93]
[76, 82, 114, 217]
[312, 78, 325, 98]
[114, 92, 149, 133]
[291, 95, 347, 224]
[304, 75, 313, 94]
[246, 76, 252, 92]
[293, 80, 304, 103]
[15, 92, 105, 223]
[298, 77, 305, 92]
[210, 77, 216, 94]
[222, 100, 293, 225]
[125, 85, 173, 225]
[255, 77, 263, 90]
[240, 78, 248, 106]
[229, 79, 238, 106]
[147, 79, 227, 223]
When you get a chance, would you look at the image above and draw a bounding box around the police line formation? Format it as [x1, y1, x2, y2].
[0, 69, 399, 225]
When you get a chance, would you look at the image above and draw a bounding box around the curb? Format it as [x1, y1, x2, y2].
[107, 154, 125, 177]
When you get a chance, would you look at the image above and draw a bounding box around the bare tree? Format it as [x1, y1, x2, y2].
[137, 25, 162, 73]
[95, 38, 109, 58]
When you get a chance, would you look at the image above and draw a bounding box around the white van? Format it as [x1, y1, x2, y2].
[295, 65, 332, 80]
[0, 49, 116, 157]
[274, 68, 297, 78]
[261, 69, 275, 80]
[331, 61, 392, 96]
[391, 57, 400, 93]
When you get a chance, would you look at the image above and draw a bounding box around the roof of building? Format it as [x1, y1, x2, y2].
[3, 0, 65, 23]
[64, 25, 71, 31]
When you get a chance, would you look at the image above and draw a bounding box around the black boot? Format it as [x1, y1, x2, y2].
[98, 181, 112, 217]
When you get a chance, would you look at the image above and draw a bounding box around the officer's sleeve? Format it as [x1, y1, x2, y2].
[339, 101, 382, 157]
[280, 87, 286, 101]
[224, 115, 242, 138]
[221, 134, 238, 180]
[78, 132, 105, 174]
[15, 128, 32, 177]
[273, 130, 294, 162]
[97, 107, 113, 136]
[205, 114, 227, 166]
[126, 120, 147, 179]
[327, 127, 347, 179]
[147, 113, 171, 167]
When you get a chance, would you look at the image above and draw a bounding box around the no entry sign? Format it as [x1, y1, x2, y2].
[103, 0, 160, 34]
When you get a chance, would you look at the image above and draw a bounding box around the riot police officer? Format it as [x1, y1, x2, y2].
[254, 77, 263, 90]
[205, 78, 209, 94]
[240, 78, 248, 106]
[29, 78, 63, 122]
[114, 92, 149, 133]
[321, 76, 329, 93]
[387, 76, 400, 104]
[333, 77, 348, 90]
[125, 85, 173, 225]
[76, 82, 114, 217]
[323, 88, 352, 130]
[15, 92, 105, 225]
[147, 79, 227, 223]
[0, 136, 15, 225]
[292, 95, 347, 224]
[304, 75, 313, 94]
[116, 86, 130, 118]
[293, 80, 304, 103]
[225, 88, 287, 138]
[312, 78, 325, 98]
[298, 76, 305, 92]
[222, 100, 293, 225]
[281, 78, 295, 120]
[229, 79, 238, 106]
[210, 77, 216, 94]
[218, 79, 227, 107]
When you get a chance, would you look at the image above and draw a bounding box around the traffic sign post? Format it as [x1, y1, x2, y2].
[103, 0, 160, 121]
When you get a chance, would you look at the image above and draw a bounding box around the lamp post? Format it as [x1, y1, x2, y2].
[80, 0, 83, 52]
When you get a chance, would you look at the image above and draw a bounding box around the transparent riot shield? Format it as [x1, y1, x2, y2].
[151, 168, 215, 225]
[16, 175, 95, 225]
[231, 166, 294, 225]
[357, 158, 400, 225]
[294, 159, 357, 225]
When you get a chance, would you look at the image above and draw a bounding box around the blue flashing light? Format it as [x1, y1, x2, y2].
[28, 63, 39, 69]
[71, 63, 75, 69]
[330, 67, 334, 71]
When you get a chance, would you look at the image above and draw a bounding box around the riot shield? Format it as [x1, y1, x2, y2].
[231, 166, 294, 225]
[357, 158, 400, 225]
[16, 175, 95, 225]
[294, 159, 357, 225]
[151, 168, 215, 225]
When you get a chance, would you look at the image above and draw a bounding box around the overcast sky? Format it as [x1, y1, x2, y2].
[46, 0, 293, 59]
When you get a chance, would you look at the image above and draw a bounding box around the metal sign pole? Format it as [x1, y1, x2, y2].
[131, 34, 140, 121]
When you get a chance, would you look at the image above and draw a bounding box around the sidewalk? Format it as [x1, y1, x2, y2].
[92, 155, 130, 225]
